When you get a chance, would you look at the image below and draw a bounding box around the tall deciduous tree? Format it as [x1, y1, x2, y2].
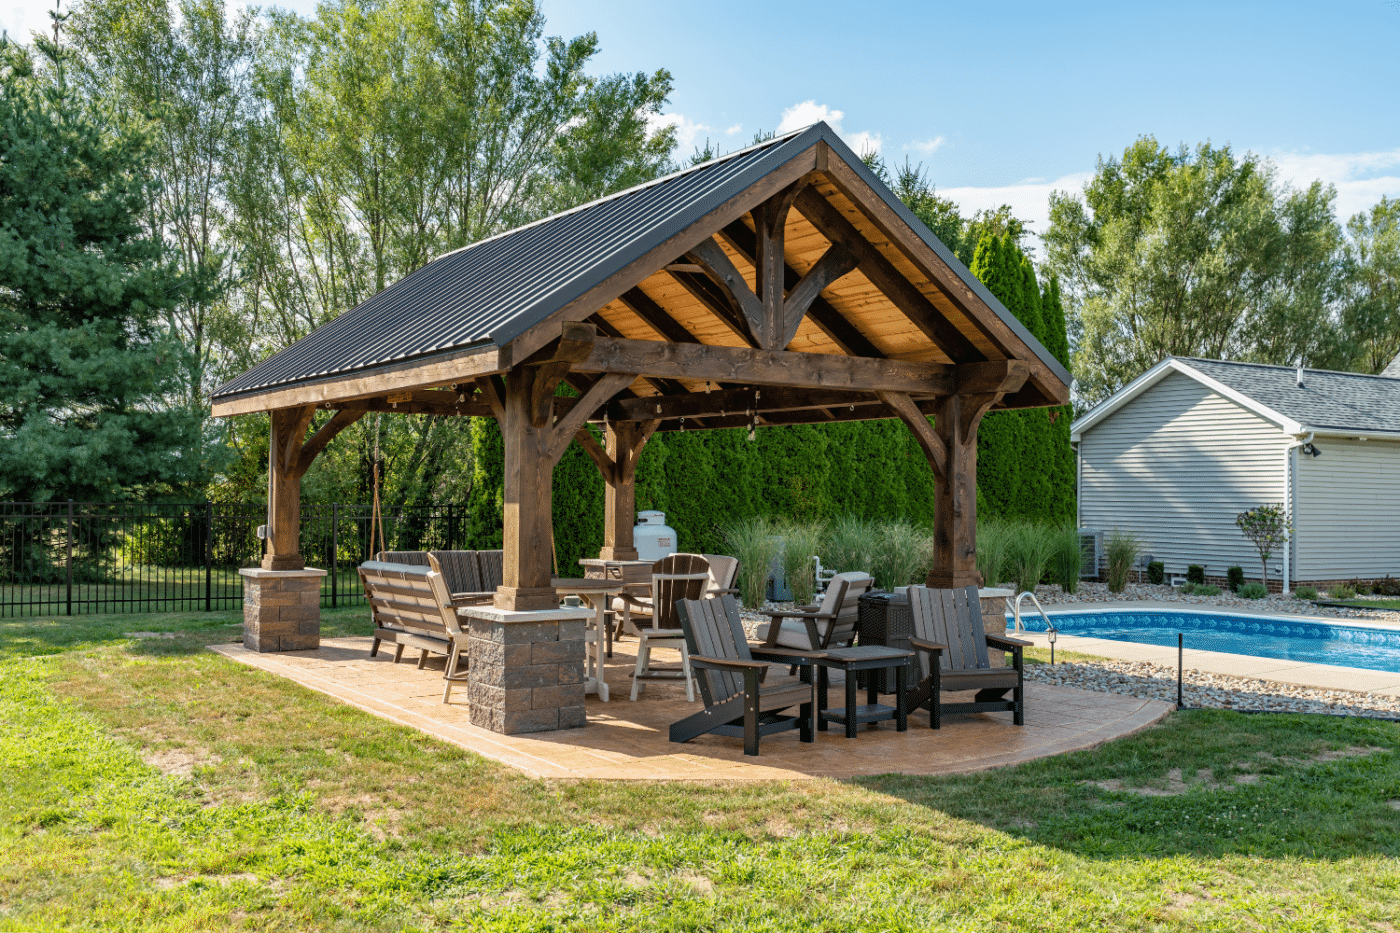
[68, 0, 257, 399]
[1044, 136, 1344, 406]
[1340, 197, 1400, 374]
[0, 37, 208, 502]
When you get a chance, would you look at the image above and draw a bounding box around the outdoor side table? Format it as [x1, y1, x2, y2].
[814, 646, 912, 738]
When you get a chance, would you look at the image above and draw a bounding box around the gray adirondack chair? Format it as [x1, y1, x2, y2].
[671, 593, 815, 756]
[756, 571, 873, 651]
[905, 584, 1030, 728]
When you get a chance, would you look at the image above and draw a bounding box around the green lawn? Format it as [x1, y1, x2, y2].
[3, 608, 1399, 931]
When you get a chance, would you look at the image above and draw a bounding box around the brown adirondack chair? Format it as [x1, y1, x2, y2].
[756, 571, 873, 651]
[671, 593, 815, 756]
[905, 584, 1030, 728]
[616, 553, 711, 701]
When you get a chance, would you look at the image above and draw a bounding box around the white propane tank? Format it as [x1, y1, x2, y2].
[634, 510, 677, 561]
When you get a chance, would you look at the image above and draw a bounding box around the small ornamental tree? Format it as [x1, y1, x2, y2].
[1236, 504, 1292, 587]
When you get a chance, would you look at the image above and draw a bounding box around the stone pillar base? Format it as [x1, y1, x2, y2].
[462, 605, 592, 734]
[239, 567, 327, 652]
[493, 585, 560, 611]
[979, 587, 1014, 668]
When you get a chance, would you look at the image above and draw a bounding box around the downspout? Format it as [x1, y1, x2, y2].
[1282, 431, 1314, 595]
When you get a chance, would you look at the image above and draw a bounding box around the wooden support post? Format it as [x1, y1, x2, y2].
[495, 358, 636, 610]
[595, 420, 658, 560]
[926, 393, 1001, 589]
[263, 405, 315, 570]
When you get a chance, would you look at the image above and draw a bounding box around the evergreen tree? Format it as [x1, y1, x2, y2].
[0, 37, 207, 503]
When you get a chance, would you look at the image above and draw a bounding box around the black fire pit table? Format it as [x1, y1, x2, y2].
[814, 645, 913, 738]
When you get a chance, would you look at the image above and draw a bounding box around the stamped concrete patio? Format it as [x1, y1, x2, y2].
[210, 636, 1171, 781]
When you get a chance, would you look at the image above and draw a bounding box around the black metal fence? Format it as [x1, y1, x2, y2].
[0, 501, 471, 617]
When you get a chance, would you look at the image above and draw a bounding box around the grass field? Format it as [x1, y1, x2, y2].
[3, 607, 1399, 930]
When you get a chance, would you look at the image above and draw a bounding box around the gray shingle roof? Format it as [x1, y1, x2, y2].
[1180, 357, 1400, 433]
[211, 121, 1068, 404]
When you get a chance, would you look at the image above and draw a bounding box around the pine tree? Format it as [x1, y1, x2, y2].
[0, 38, 207, 502]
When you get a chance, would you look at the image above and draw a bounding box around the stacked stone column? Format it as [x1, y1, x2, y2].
[239, 568, 327, 652]
[461, 606, 592, 734]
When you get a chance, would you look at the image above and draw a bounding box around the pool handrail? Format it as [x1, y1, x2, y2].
[1012, 591, 1057, 634]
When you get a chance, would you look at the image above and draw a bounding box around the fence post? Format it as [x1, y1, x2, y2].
[447, 502, 455, 549]
[205, 501, 214, 612]
[65, 499, 74, 617]
[331, 502, 339, 609]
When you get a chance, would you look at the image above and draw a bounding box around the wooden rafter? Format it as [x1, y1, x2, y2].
[795, 187, 985, 364]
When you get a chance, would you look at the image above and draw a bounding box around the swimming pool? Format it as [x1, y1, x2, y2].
[1011, 609, 1400, 674]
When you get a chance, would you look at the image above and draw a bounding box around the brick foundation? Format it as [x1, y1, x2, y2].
[239, 567, 327, 652]
[461, 605, 592, 735]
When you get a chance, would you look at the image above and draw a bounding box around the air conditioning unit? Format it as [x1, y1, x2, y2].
[1078, 528, 1102, 578]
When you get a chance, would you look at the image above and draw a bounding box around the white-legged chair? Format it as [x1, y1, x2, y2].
[618, 554, 710, 701]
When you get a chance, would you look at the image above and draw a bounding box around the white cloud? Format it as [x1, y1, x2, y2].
[846, 130, 883, 157]
[724, 123, 742, 136]
[1268, 147, 1400, 223]
[777, 100, 844, 134]
[1, 0, 56, 42]
[937, 172, 1095, 241]
[646, 111, 712, 152]
[907, 136, 947, 155]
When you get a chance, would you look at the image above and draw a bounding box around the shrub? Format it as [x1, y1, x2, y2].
[1147, 561, 1164, 585]
[1049, 524, 1082, 594]
[1331, 585, 1357, 600]
[1179, 581, 1197, 595]
[1239, 581, 1268, 599]
[1194, 584, 1222, 596]
[1376, 576, 1400, 597]
[722, 517, 780, 608]
[1186, 565, 1205, 585]
[1105, 529, 1143, 593]
[871, 520, 932, 592]
[1294, 586, 1318, 600]
[775, 518, 825, 607]
[1227, 566, 1245, 592]
[975, 517, 1012, 589]
[1007, 520, 1055, 595]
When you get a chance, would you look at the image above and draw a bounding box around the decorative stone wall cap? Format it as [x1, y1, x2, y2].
[979, 587, 1014, 598]
[459, 605, 595, 623]
[239, 567, 329, 579]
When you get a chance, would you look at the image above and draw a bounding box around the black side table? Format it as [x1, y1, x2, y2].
[815, 646, 912, 738]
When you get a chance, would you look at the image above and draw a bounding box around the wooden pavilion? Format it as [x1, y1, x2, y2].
[211, 122, 1070, 733]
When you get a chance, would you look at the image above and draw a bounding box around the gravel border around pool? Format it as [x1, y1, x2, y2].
[1026, 659, 1400, 720]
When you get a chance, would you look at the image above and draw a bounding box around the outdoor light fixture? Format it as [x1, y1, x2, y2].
[1302, 443, 1321, 457]
[1046, 626, 1058, 665]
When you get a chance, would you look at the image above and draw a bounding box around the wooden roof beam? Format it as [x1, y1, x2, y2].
[794, 187, 986, 364]
[718, 219, 883, 357]
[605, 386, 913, 423]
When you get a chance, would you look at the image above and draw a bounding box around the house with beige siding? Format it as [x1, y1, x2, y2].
[1071, 356, 1400, 592]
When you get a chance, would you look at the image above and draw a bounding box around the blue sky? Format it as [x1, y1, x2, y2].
[5, 0, 1397, 241]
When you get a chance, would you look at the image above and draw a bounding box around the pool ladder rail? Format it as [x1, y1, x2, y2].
[1010, 590, 1058, 636]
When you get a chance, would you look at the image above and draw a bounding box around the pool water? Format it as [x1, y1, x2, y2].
[1011, 610, 1400, 674]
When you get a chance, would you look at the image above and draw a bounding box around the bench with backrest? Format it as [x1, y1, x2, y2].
[375, 550, 496, 603]
[359, 560, 454, 667]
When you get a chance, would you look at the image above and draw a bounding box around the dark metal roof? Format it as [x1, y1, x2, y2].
[1180, 358, 1400, 433]
[212, 122, 1069, 403]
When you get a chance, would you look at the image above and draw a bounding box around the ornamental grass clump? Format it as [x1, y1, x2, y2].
[821, 515, 879, 577]
[1105, 529, 1143, 593]
[872, 520, 933, 591]
[776, 518, 825, 607]
[1006, 520, 1055, 595]
[722, 516, 780, 608]
[1294, 586, 1319, 600]
[975, 517, 1012, 588]
[1239, 581, 1268, 600]
[1049, 524, 1083, 594]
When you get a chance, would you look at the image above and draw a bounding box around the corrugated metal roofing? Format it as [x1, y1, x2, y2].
[212, 121, 1069, 403]
[1181, 357, 1400, 433]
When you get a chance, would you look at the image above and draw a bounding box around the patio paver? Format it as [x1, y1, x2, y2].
[209, 636, 1171, 781]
